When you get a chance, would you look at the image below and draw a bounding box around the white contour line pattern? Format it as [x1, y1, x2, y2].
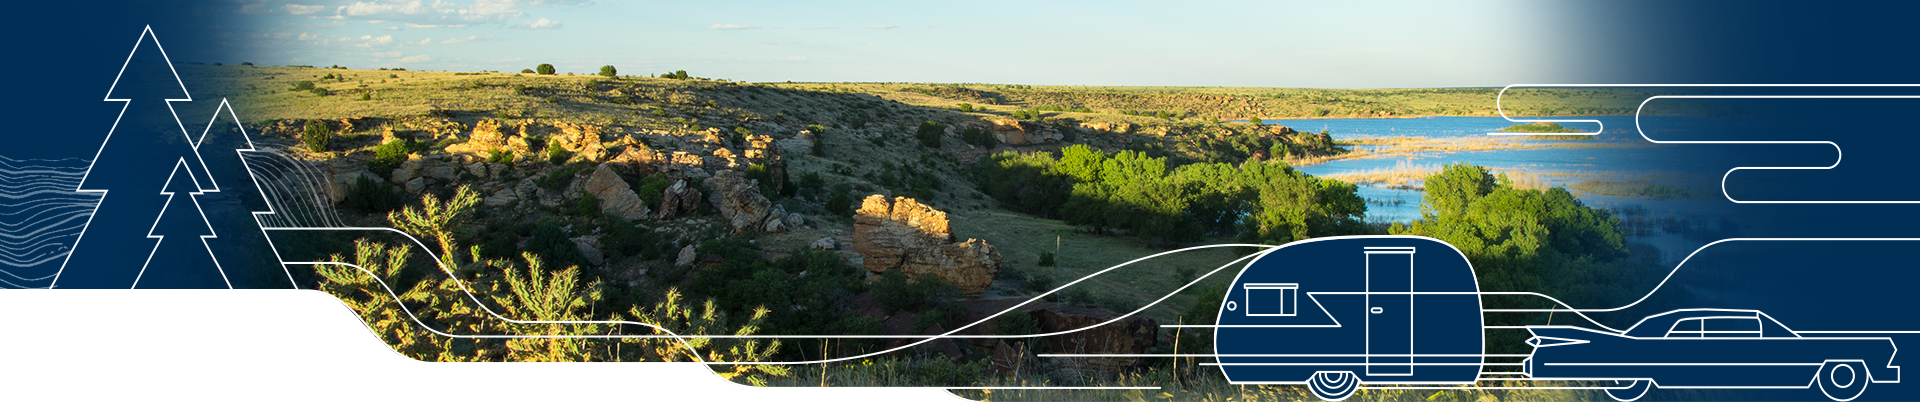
[201, 98, 300, 288]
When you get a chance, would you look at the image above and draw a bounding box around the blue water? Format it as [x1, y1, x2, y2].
[1264, 117, 1728, 262]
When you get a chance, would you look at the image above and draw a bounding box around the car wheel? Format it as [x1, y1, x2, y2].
[1604, 379, 1651, 402]
[1817, 360, 1868, 401]
[1306, 371, 1358, 401]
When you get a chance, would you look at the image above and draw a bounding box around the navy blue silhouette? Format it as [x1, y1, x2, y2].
[1525, 309, 1897, 402]
[136, 159, 228, 289]
[57, 27, 217, 288]
[1213, 236, 1484, 400]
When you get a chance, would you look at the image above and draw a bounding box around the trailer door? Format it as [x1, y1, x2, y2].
[1366, 247, 1415, 376]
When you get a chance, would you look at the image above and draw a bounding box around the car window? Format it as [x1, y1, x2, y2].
[1665, 318, 1703, 338]
[1704, 317, 1761, 338]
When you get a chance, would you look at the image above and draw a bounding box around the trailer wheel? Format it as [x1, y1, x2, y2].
[1604, 379, 1650, 402]
[1817, 360, 1868, 401]
[1307, 371, 1357, 401]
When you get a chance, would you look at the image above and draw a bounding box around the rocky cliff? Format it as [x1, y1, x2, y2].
[852, 195, 1001, 295]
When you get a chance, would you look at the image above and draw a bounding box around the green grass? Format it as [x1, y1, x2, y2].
[948, 208, 1251, 323]
[1568, 179, 1706, 200]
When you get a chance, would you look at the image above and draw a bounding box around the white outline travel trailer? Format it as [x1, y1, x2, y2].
[1213, 236, 1484, 401]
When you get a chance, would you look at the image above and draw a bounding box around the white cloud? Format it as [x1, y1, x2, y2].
[297, 32, 321, 41]
[515, 18, 562, 30]
[709, 24, 760, 30]
[404, 23, 466, 28]
[415, 38, 432, 45]
[439, 35, 488, 45]
[372, 51, 402, 58]
[349, 34, 396, 47]
[861, 25, 896, 29]
[284, 4, 327, 15]
[398, 55, 433, 63]
[385, 25, 402, 30]
[342, 1, 430, 16]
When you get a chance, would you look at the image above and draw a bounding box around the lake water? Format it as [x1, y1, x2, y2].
[1256, 116, 1732, 263]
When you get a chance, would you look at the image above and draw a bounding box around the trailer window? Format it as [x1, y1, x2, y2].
[1243, 283, 1297, 316]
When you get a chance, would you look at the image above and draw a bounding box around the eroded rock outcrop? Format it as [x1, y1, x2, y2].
[656, 179, 702, 220]
[583, 163, 651, 221]
[985, 118, 1062, 145]
[704, 170, 783, 234]
[852, 195, 1002, 295]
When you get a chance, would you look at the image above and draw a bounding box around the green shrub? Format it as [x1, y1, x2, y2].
[359, 92, 371, 101]
[628, 173, 672, 207]
[521, 68, 534, 74]
[872, 270, 959, 313]
[805, 127, 827, 156]
[825, 191, 853, 217]
[342, 175, 400, 212]
[959, 125, 995, 148]
[301, 120, 330, 152]
[511, 84, 528, 95]
[546, 139, 572, 164]
[914, 120, 944, 149]
[1174, 266, 1198, 287]
[597, 216, 664, 261]
[571, 193, 602, 217]
[525, 220, 586, 269]
[367, 140, 415, 174]
[475, 221, 527, 260]
[310, 88, 329, 97]
[956, 103, 974, 112]
[598, 65, 617, 77]
[1036, 251, 1055, 267]
[797, 172, 825, 195]
[1025, 273, 1056, 294]
[538, 162, 591, 189]
[291, 81, 314, 91]
[536, 64, 556, 75]
[487, 149, 514, 164]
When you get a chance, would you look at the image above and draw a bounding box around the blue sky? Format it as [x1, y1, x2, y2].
[222, 0, 1593, 88]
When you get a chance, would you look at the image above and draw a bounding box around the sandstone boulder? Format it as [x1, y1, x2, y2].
[705, 170, 778, 234]
[775, 130, 815, 155]
[852, 195, 1001, 295]
[404, 177, 426, 194]
[810, 237, 838, 251]
[675, 245, 697, 267]
[483, 189, 519, 207]
[1030, 305, 1159, 380]
[583, 163, 651, 221]
[656, 179, 702, 220]
[572, 236, 605, 266]
[445, 119, 520, 155]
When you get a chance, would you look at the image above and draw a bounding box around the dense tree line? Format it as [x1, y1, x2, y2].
[974, 145, 1367, 245]
[1389, 163, 1652, 352]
